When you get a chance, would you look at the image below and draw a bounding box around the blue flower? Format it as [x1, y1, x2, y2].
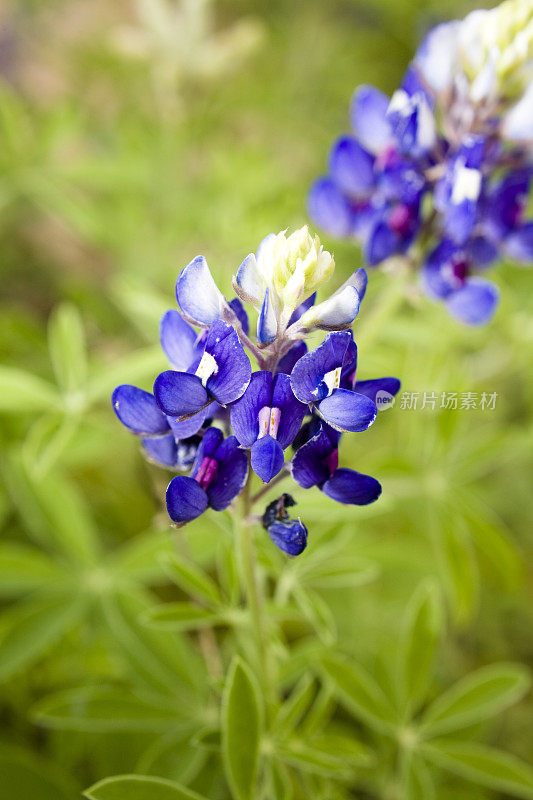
[290, 331, 377, 433]
[261, 494, 308, 556]
[422, 239, 499, 326]
[166, 427, 248, 525]
[308, 2, 533, 326]
[230, 371, 307, 483]
[154, 319, 251, 424]
[113, 226, 398, 548]
[292, 423, 381, 506]
[111, 384, 202, 469]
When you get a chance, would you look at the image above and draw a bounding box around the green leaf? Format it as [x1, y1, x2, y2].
[222, 657, 263, 800]
[84, 774, 209, 800]
[295, 555, 379, 590]
[3, 453, 101, 565]
[111, 530, 176, 585]
[142, 602, 222, 631]
[47, 303, 87, 397]
[421, 662, 530, 737]
[0, 366, 59, 412]
[293, 586, 336, 645]
[162, 552, 223, 607]
[432, 514, 479, 625]
[0, 743, 79, 800]
[32, 686, 179, 732]
[274, 674, 315, 738]
[321, 654, 397, 734]
[0, 591, 87, 681]
[277, 735, 366, 778]
[402, 753, 436, 800]
[423, 741, 533, 799]
[87, 346, 166, 404]
[398, 580, 443, 714]
[0, 543, 67, 597]
[101, 588, 205, 696]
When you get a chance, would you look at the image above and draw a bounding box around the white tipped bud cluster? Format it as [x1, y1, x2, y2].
[261, 226, 335, 312]
[459, 0, 533, 99]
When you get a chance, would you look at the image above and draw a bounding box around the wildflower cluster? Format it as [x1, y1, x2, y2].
[112, 227, 399, 555]
[309, 0, 533, 325]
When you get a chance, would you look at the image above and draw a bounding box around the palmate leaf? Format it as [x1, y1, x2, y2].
[222, 657, 263, 800]
[84, 774, 209, 800]
[100, 587, 206, 696]
[397, 580, 443, 716]
[32, 685, 180, 732]
[0, 590, 88, 681]
[321, 654, 398, 735]
[401, 753, 436, 800]
[422, 741, 533, 799]
[420, 662, 531, 737]
[273, 673, 315, 739]
[3, 451, 101, 566]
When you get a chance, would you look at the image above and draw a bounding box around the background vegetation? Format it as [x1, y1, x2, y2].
[0, 1, 532, 798]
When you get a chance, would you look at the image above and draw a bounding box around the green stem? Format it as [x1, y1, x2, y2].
[235, 472, 277, 714]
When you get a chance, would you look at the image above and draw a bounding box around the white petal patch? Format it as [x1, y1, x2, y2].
[323, 367, 341, 396]
[195, 351, 218, 387]
[451, 165, 482, 204]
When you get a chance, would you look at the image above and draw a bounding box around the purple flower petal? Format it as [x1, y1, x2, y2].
[365, 220, 398, 266]
[353, 377, 401, 406]
[328, 136, 375, 199]
[112, 385, 170, 435]
[317, 389, 377, 433]
[235, 253, 265, 308]
[229, 297, 250, 336]
[290, 331, 354, 403]
[421, 239, 459, 300]
[307, 177, 355, 238]
[322, 468, 381, 505]
[159, 310, 198, 370]
[445, 278, 499, 326]
[276, 341, 307, 375]
[257, 288, 277, 344]
[167, 404, 214, 439]
[230, 371, 273, 448]
[272, 373, 307, 449]
[207, 435, 248, 510]
[175, 255, 225, 325]
[166, 476, 208, 523]
[350, 85, 392, 154]
[291, 427, 333, 489]
[204, 320, 251, 405]
[267, 519, 308, 556]
[251, 435, 285, 483]
[505, 223, 533, 263]
[142, 433, 178, 467]
[154, 371, 209, 418]
[289, 294, 316, 326]
[190, 427, 225, 476]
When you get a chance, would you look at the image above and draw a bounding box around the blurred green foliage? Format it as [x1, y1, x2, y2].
[0, 0, 532, 798]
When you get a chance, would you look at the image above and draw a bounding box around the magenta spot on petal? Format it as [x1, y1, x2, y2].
[323, 449, 339, 477]
[444, 255, 469, 288]
[388, 203, 413, 237]
[375, 144, 399, 171]
[195, 456, 219, 490]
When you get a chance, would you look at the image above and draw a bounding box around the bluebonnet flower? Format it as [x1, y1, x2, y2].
[166, 427, 248, 525]
[112, 226, 399, 555]
[292, 422, 381, 505]
[309, 0, 533, 325]
[261, 494, 308, 556]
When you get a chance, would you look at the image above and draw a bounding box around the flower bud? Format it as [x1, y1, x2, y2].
[262, 226, 335, 311]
